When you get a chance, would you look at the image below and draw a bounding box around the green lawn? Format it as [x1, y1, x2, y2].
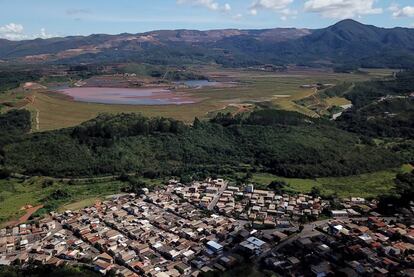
[250, 166, 410, 198]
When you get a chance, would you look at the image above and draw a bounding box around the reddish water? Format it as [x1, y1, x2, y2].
[57, 87, 195, 105]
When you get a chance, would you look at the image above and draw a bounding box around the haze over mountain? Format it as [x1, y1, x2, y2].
[1, 19, 414, 68]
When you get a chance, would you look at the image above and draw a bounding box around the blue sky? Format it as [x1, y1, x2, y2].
[1, 0, 414, 40]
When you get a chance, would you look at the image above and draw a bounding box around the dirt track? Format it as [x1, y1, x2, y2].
[4, 205, 44, 227]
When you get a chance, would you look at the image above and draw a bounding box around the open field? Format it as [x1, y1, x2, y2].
[59, 197, 102, 212]
[0, 177, 126, 226]
[3, 205, 44, 227]
[250, 165, 412, 199]
[0, 176, 166, 226]
[0, 67, 394, 131]
[325, 96, 352, 107]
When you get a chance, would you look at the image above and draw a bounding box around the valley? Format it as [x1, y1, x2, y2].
[0, 16, 413, 277]
[1, 65, 392, 131]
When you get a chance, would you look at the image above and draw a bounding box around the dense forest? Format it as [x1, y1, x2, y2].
[0, 109, 31, 150]
[336, 71, 414, 139]
[378, 170, 414, 214]
[0, 108, 403, 179]
[0, 70, 42, 93]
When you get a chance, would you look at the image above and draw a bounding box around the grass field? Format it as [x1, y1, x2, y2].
[325, 96, 352, 107]
[249, 165, 412, 199]
[0, 177, 126, 225]
[2, 67, 392, 131]
[0, 175, 166, 226]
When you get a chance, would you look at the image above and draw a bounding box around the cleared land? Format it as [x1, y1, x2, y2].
[3, 205, 44, 227]
[0, 176, 165, 226]
[249, 165, 412, 199]
[0, 67, 394, 131]
[0, 177, 125, 226]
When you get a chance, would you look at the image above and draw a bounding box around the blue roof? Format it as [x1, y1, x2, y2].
[246, 237, 266, 247]
[206, 241, 223, 251]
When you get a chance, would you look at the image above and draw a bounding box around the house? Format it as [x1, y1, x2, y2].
[239, 237, 267, 255]
[331, 210, 348, 218]
[272, 231, 288, 242]
[93, 259, 114, 274]
[206, 241, 223, 254]
[311, 261, 333, 277]
[175, 262, 191, 275]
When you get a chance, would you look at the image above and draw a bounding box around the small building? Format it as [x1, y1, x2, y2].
[246, 184, 254, 193]
[239, 237, 267, 255]
[206, 241, 223, 254]
[331, 210, 348, 218]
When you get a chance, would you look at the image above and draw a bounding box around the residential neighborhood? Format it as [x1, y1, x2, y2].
[0, 179, 413, 276]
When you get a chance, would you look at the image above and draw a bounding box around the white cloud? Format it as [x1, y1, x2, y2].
[249, 0, 296, 20]
[280, 8, 298, 21]
[0, 23, 25, 40]
[177, 0, 231, 12]
[232, 13, 243, 20]
[390, 4, 414, 18]
[39, 28, 54, 39]
[251, 0, 294, 11]
[0, 23, 55, 40]
[304, 0, 382, 19]
[0, 23, 23, 34]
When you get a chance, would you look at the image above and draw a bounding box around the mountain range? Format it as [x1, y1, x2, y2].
[1, 19, 414, 68]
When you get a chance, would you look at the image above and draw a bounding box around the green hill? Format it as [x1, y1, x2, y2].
[0, 110, 402, 179]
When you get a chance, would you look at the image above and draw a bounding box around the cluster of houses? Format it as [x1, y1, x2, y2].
[0, 185, 274, 277]
[56, 193, 254, 276]
[173, 181, 329, 229]
[265, 217, 414, 276]
[2, 178, 410, 276]
[0, 218, 98, 268]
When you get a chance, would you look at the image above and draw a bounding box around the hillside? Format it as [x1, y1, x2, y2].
[1, 20, 414, 68]
[0, 109, 402, 179]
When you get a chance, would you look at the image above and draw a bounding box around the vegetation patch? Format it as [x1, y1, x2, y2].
[249, 166, 406, 198]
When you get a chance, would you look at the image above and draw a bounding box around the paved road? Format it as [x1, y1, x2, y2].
[11, 172, 135, 183]
[207, 181, 228, 211]
[266, 216, 396, 257]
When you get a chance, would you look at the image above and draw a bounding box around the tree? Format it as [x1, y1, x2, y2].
[42, 179, 54, 188]
[268, 181, 287, 194]
[243, 172, 253, 183]
[0, 168, 11, 179]
[379, 170, 414, 213]
[310, 186, 321, 197]
[122, 177, 148, 194]
[180, 175, 192, 184]
[193, 117, 201, 128]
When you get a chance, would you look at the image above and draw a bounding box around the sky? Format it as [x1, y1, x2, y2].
[1, 0, 414, 40]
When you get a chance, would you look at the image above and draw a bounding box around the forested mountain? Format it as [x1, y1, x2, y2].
[336, 71, 414, 139]
[0, 109, 403, 179]
[1, 20, 414, 68]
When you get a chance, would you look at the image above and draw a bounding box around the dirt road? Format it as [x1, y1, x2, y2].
[3, 205, 44, 227]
